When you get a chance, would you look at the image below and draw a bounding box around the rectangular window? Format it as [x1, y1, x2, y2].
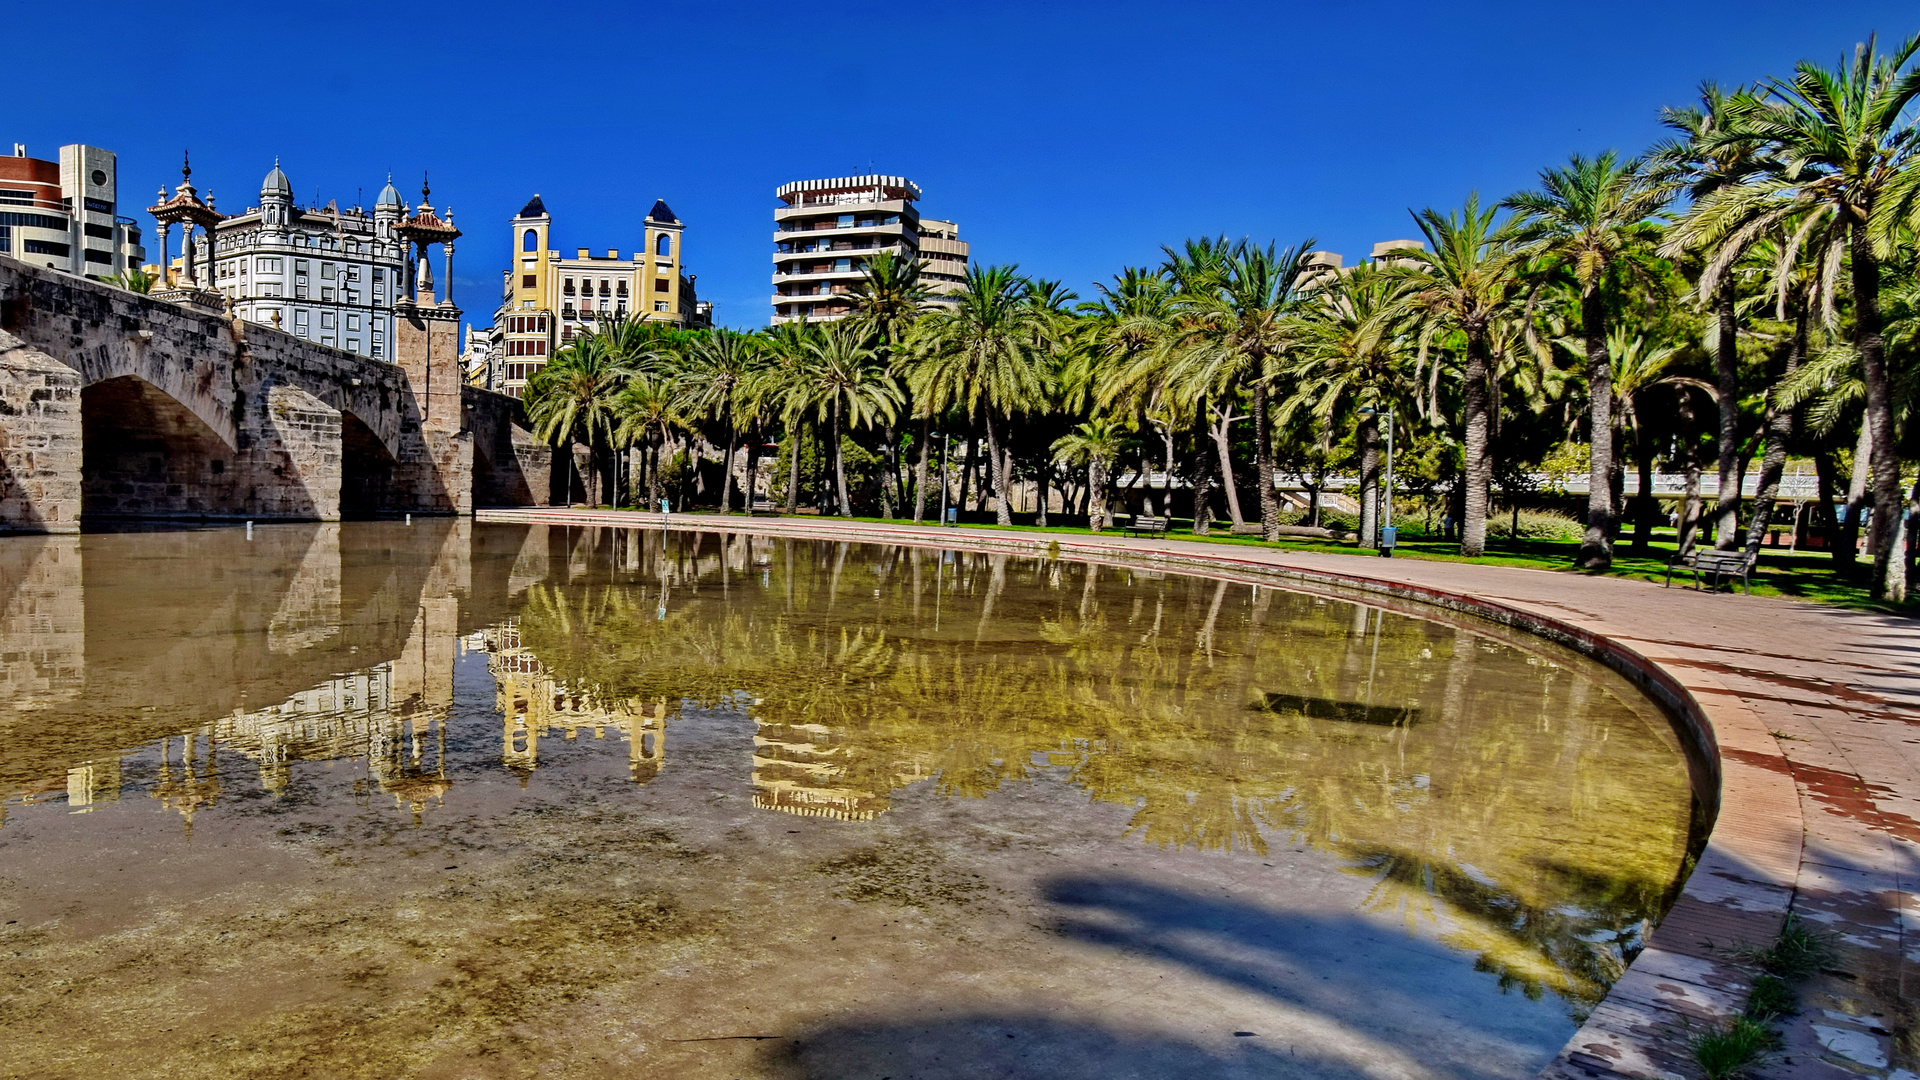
[346, 291, 359, 304]
[347, 339, 360, 353]
[296, 259, 309, 272]
[522, 274, 537, 288]
[295, 285, 308, 299]
[321, 263, 334, 277]
[294, 311, 308, 326]
[347, 315, 361, 331]
[322, 336, 335, 346]
[347, 267, 359, 282]
[371, 344, 383, 358]
[83, 223, 113, 240]
[23, 240, 70, 257]
[84, 249, 113, 264]
[321, 312, 336, 329]
[654, 301, 668, 312]
[0, 190, 35, 206]
[655, 278, 669, 292]
[372, 268, 384, 283]
[257, 257, 281, 272]
[321, 287, 335, 301]
[372, 330, 384, 342]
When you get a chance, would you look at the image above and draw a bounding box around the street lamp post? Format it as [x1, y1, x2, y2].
[937, 432, 951, 527]
[1359, 407, 1395, 556]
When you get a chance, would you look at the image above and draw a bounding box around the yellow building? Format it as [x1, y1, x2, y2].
[493, 195, 710, 398]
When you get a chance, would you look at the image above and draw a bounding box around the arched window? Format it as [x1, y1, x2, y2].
[655, 232, 671, 258]
[522, 229, 538, 252]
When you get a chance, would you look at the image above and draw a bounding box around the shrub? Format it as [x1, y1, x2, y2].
[1745, 974, 1794, 1019]
[1489, 508, 1585, 542]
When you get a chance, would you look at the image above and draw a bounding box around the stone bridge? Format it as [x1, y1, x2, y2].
[0, 254, 552, 531]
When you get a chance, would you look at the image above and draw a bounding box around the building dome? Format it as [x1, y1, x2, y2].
[262, 159, 291, 198]
[375, 176, 401, 209]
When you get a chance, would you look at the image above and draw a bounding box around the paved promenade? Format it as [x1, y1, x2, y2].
[479, 508, 1920, 1079]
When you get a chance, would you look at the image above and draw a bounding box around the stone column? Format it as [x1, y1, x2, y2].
[443, 242, 454, 304]
[156, 223, 171, 287]
[183, 225, 197, 285]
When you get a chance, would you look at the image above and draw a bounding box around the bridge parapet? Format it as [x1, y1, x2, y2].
[0, 255, 546, 530]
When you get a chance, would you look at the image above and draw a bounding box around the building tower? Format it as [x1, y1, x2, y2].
[146, 152, 225, 310]
[769, 174, 968, 324]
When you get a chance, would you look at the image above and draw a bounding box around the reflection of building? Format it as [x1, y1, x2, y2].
[750, 716, 930, 822]
[479, 623, 668, 783]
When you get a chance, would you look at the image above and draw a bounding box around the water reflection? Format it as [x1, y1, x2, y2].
[0, 522, 1699, 1077]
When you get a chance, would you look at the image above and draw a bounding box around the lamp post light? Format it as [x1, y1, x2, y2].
[1358, 407, 1395, 556]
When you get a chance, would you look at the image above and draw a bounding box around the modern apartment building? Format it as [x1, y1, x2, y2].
[490, 194, 707, 398]
[769, 174, 968, 324]
[0, 143, 145, 277]
[193, 163, 437, 360]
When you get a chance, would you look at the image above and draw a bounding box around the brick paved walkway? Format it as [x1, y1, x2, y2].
[479, 509, 1920, 1079]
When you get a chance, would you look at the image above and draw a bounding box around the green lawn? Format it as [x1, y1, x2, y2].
[647, 508, 1892, 612]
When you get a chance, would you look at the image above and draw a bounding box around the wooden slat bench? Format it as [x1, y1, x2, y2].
[1664, 547, 1757, 594]
[1123, 515, 1170, 538]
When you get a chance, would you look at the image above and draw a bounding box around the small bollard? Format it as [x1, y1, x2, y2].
[406, 513, 413, 526]
[245, 520, 253, 539]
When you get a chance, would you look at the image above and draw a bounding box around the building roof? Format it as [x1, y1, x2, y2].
[646, 198, 679, 224]
[262, 159, 291, 197]
[516, 194, 547, 219]
[375, 177, 402, 208]
[775, 174, 921, 203]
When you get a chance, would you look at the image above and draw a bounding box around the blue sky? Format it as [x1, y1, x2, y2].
[10, 2, 1916, 330]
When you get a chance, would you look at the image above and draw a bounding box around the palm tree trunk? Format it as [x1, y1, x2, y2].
[1357, 415, 1380, 548]
[1191, 412, 1214, 536]
[1035, 461, 1049, 527]
[1089, 459, 1108, 531]
[956, 431, 977, 515]
[1841, 421, 1870, 573]
[1852, 231, 1904, 600]
[1631, 443, 1656, 554]
[1578, 291, 1614, 569]
[1676, 389, 1703, 555]
[1212, 405, 1245, 528]
[1252, 381, 1280, 542]
[745, 424, 760, 516]
[1744, 305, 1806, 554]
[648, 435, 664, 507]
[785, 425, 801, 513]
[1711, 278, 1742, 548]
[719, 428, 737, 513]
[832, 397, 851, 518]
[1813, 448, 1839, 552]
[1460, 327, 1492, 557]
[985, 410, 1012, 526]
[912, 419, 930, 523]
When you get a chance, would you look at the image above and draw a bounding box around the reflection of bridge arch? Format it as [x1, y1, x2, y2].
[81, 374, 242, 521]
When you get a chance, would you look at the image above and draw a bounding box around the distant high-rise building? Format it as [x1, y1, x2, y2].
[769, 174, 969, 324]
[0, 142, 145, 277]
[489, 194, 707, 399]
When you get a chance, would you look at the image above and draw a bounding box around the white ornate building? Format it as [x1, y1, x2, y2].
[199, 164, 457, 360]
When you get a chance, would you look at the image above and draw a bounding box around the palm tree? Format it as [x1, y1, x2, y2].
[849, 252, 932, 517]
[1279, 264, 1422, 547]
[1156, 240, 1318, 541]
[675, 329, 763, 512]
[1393, 195, 1525, 556]
[1506, 152, 1669, 569]
[757, 319, 818, 512]
[614, 373, 689, 508]
[1052, 419, 1127, 531]
[104, 267, 156, 294]
[1656, 82, 1778, 549]
[1600, 328, 1710, 553]
[906, 265, 1053, 525]
[792, 322, 902, 516]
[524, 335, 632, 505]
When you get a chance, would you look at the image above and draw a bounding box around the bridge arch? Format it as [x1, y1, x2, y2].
[340, 410, 397, 519]
[81, 374, 244, 522]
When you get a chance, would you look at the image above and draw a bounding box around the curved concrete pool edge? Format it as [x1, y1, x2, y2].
[476, 508, 1891, 1079]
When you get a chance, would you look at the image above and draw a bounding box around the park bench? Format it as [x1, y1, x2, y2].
[1123, 515, 1170, 538]
[1663, 546, 1757, 595]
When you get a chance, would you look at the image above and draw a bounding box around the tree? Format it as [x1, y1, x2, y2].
[1157, 240, 1318, 541]
[524, 334, 632, 505]
[675, 329, 764, 512]
[1052, 419, 1127, 531]
[1393, 195, 1526, 556]
[907, 265, 1054, 525]
[104, 267, 156, 294]
[614, 373, 689, 508]
[1680, 33, 1920, 595]
[1280, 264, 1422, 547]
[1506, 152, 1669, 569]
[793, 322, 902, 517]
